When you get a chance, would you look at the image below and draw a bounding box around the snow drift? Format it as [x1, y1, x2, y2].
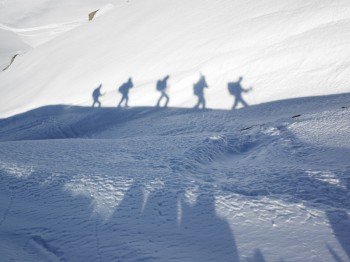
[0, 93, 349, 261]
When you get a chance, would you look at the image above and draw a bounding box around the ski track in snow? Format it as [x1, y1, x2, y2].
[0, 94, 349, 261]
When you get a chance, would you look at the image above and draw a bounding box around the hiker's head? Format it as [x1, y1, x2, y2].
[165, 75, 170, 80]
[128, 77, 132, 82]
[238, 76, 243, 82]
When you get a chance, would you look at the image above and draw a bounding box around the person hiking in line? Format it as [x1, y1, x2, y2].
[228, 76, 252, 109]
[156, 75, 170, 107]
[92, 84, 104, 107]
[193, 74, 208, 109]
[118, 77, 134, 107]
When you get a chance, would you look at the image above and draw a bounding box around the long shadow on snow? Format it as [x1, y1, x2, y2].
[0, 169, 245, 261]
[0, 92, 349, 260]
[0, 106, 212, 141]
[103, 182, 240, 261]
[0, 92, 349, 141]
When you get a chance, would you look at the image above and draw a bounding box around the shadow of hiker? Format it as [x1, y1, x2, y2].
[247, 249, 266, 262]
[228, 77, 252, 109]
[92, 84, 103, 108]
[180, 189, 240, 261]
[156, 75, 170, 107]
[326, 210, 350, 260]
[118, 78, 134, 107]
[326, 244, 345, 262]
[193, 74, 208, 109]
[106, 182, 240, 261]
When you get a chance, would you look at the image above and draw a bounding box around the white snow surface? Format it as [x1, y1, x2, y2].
[0, 0, 117, 69]
[0, 0, 350, 117]
[0, 95, 349, 261]
[0, 0, 350, 261]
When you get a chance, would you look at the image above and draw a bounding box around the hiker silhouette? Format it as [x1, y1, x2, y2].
[108, 181, 240, 261]
[118, 77, 134, 107]
[156, 75, 170, 107]
[228, 77, 252, 109]
[92, 84, 103, 108]
[193, 74, 208, 109]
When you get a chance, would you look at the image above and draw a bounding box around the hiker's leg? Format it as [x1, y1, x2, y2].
[232, 98, 238, 109]
[156, 94, 163, 107]
[194, 96, 200, 108]
[125, 95, 129, 107]
[164, 93, 169, 107]
[97, 100, 101, 108]
[240, 98, 248, 108]
[118, 97, 124, 107]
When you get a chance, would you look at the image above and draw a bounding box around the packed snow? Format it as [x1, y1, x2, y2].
[0, 0, 350, 261]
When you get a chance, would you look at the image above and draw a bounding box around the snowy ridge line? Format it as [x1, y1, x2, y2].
[0, 92, 348, 142]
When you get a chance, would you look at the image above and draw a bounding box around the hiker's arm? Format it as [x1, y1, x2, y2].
[244, 86, 253, 92]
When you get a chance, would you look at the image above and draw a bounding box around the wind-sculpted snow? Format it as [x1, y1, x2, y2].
[1, 0, 350, 260]
[0, 94, 349, 261]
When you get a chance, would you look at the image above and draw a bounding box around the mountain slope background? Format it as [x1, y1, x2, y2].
[0, 0, 349, 117]
[0, 0, 117, 69]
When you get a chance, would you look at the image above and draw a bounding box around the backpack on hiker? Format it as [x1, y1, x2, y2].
[118, 83, 128, 94]
[156, 80, 165, 91]
[228, 82, 238, 95]
[92, 88, 100, 99]
[193, 82, 202, 95]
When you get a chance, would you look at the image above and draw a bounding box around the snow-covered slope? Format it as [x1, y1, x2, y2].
[0, 0, 116, 71]
[0, 28, 30, 69]
[0, 0, 116, 28]
[1, 0, 350, 261]
[0, 94, 349, 261]
[0, 0, 350, 117]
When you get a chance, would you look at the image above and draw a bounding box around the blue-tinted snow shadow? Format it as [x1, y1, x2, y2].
[103, 182, 240, 261]
[326, 210, 350, 260]
[0, 92, 349, 260]
[227, 76, 252, 109]
[0, 92, 349, 142]
[0, 169, 243, 261]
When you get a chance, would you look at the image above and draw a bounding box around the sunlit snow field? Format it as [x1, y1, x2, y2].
[0, 0, 350, 261]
